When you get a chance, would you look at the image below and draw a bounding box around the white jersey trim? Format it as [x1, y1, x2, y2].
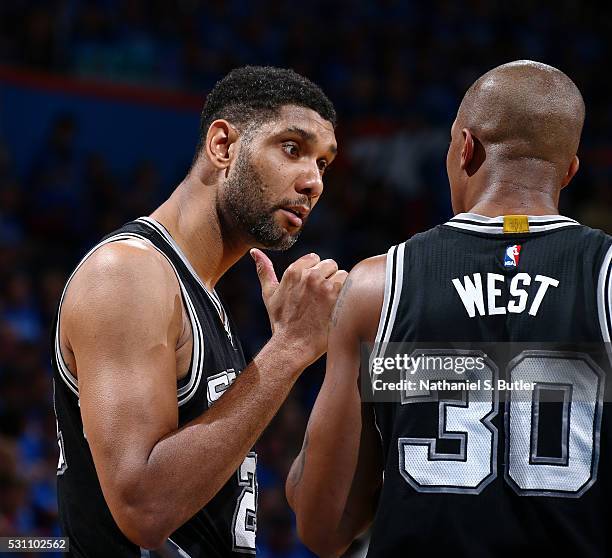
[136, 217, 234, 346]
[384, 242, 405, 344]
[445, 213, 580, 235]
[597, 244, 612, 344]
[373, 246, 396, 345]
[54, 232, 204, 407]
[371, 243, 406, 374]
[167, 538, 193, 558]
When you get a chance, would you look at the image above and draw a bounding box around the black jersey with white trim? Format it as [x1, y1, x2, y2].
[51, 218, 256, 558]
[367, 214, 612, 558]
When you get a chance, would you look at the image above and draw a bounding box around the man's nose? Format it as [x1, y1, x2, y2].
[294, 163, 323, 199]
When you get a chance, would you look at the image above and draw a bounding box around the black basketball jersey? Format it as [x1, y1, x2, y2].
[367, 213, 612, 558]
[51, 217, 257, 558]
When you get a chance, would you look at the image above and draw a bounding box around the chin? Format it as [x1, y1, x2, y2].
[249, 215, 301, 251]
[263, 232, 300, 251]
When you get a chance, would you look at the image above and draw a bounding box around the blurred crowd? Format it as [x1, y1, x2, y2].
[1, 1, 612, 557]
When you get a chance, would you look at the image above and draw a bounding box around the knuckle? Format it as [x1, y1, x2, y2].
[322, 280, 336, 294]
[285, 266, 299, 281]
[302, 252, 320, 264]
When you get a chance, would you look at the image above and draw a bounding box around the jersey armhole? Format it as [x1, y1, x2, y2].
[369, 242, 406, 388]
[373, 243, 406, 346]
[597, 243, 612, 344]
[54, 233, 205, 406]
[370, 243, 406, 453]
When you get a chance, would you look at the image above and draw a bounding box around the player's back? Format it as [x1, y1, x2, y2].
[368, 213, 612, 558]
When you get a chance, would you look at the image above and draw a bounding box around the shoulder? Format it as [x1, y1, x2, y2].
[564, 225, 612, 277]
[348, 254, 387, 291]
[76, 238, 175, 283]
[571, 224, 612, 245]
[407, 225, 447, 246]
[62, 239, 182, 338]
[332, 254, 387, 343]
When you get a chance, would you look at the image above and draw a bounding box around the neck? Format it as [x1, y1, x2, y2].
[150, 174, 247, 290]
[463, 158, 562, 217]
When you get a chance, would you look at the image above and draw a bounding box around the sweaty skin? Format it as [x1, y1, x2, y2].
[59, 104, 346, 549]
[286, 61, 586, 557]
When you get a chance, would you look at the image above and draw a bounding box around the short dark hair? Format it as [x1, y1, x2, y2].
[193, 66, 337, 159]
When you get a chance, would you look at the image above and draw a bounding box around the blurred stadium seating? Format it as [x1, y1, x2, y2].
[1, 2, 610, 556]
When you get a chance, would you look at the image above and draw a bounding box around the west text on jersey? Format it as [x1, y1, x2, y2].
[451, 272, 559, 317]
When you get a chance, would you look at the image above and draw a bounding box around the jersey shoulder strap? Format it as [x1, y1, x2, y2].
[596, 231, 612, 343]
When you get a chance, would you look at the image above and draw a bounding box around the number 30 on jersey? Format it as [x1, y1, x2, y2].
[398, 350, 604, 497]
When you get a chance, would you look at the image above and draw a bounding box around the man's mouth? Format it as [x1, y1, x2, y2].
[277, 205, 309, 228]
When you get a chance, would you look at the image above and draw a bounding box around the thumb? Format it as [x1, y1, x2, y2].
[250, 249, 279, 300]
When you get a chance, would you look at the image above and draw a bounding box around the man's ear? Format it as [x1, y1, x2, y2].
[205, 120, 239, 171]
[561, 155, 579, 188]
[460, 128, 475, 171]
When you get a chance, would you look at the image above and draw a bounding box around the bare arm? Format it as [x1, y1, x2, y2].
[286, 256, 386, 557]
[62, 242, 346, 549]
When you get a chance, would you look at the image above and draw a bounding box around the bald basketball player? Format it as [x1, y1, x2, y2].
[52, 67, 345, 557]
[287, 61, 612, 557]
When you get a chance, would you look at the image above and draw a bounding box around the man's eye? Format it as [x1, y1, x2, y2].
[282, 143, 299, 157]
[317, 160, 328, 173]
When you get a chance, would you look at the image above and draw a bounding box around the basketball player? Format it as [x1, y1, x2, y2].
[52, 66, 345, 557]
[287, 61, 612, 557]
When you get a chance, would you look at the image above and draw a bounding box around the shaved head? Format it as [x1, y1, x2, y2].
[456, 60, 585, 163]
[447, 60, 586, 215]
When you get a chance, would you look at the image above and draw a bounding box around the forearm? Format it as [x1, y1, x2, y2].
[126, 334, 305, 542]
[287, 381, 363, 555]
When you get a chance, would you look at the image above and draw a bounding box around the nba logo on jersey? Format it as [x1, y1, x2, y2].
[504, 244, 521, 267]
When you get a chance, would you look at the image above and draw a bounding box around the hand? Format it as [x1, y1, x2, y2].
[251, 249, 348, 368]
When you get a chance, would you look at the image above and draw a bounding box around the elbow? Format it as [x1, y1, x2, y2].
[295, 516, 347, 558]
[108, 472, 216, 549]
[287, 486, 348, 557]
[114, 505, 170, 550]
[109, 489, 173, 550]
[287, 485, 328, 554]
[298, 533, 345, 558]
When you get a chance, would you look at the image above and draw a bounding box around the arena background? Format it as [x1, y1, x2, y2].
[0, 2, 611, 557]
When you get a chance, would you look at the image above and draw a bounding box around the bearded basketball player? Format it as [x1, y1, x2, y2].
[52, 66, 345, 557]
